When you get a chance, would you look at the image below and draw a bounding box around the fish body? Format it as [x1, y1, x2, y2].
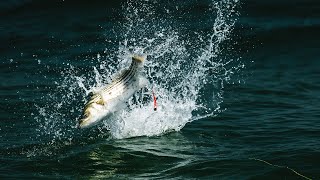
[78, 56, 147, 128]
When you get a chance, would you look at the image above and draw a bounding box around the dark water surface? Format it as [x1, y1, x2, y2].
[1, 0, 320, 179]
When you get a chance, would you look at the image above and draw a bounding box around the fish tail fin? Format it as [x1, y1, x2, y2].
[132, 55, 146, 63]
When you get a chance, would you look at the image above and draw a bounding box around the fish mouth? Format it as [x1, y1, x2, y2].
[78, 115, 92, 129]
[78, 119, 87, 129]
[78, 112, 102, 129]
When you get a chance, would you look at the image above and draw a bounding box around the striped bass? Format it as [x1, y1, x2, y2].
[78, 55, 147, 128]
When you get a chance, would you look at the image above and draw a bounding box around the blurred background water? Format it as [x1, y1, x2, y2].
[0, 0, 319, 179]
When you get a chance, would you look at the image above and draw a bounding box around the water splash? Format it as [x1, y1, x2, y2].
[35, 0, 243, 141]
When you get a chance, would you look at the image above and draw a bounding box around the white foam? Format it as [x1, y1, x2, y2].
[35, 0, 243, 141]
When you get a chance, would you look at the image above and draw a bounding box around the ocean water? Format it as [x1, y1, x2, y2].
[1, 0, 319, 179]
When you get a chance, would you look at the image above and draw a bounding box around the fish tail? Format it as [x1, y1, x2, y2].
[132, 55, 146, 63]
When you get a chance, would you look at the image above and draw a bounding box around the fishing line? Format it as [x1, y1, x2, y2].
[249, 158, 313, 180]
